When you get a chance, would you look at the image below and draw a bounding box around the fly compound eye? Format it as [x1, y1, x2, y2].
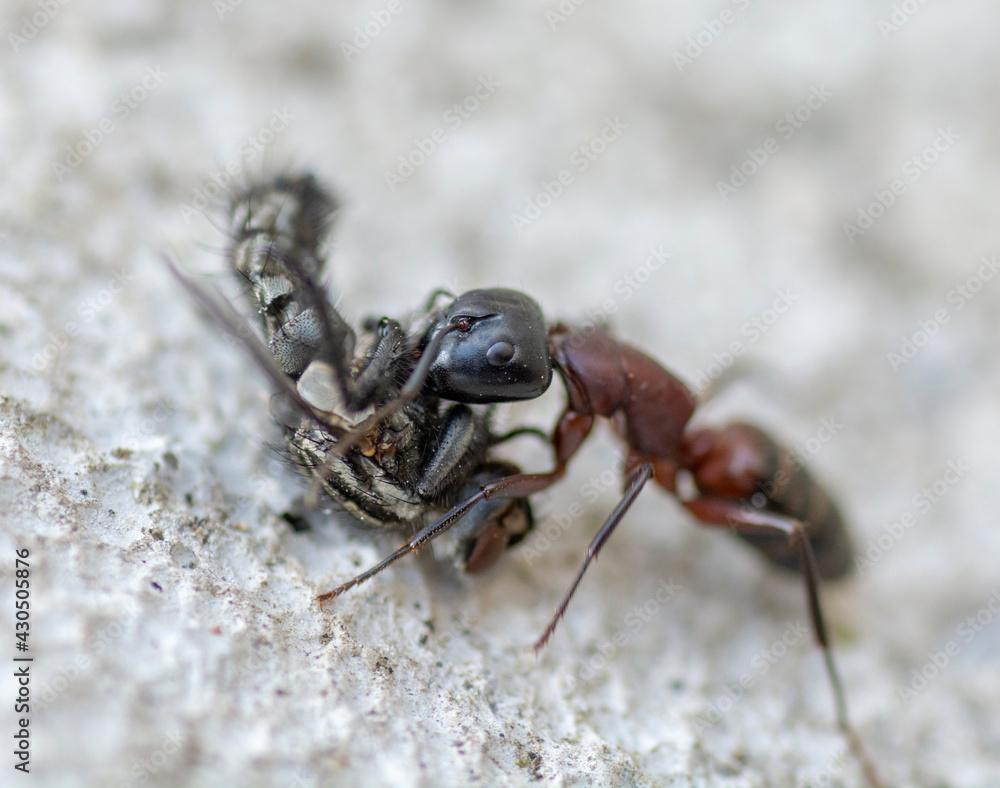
[486, 341, 515, 367]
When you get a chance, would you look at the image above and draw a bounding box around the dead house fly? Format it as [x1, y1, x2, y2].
[169, 172, 882, 787]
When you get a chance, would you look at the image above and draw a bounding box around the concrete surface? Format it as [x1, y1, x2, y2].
[2, 1, 999, 786]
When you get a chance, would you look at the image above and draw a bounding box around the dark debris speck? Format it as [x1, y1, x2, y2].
[281, 511, 310, 532]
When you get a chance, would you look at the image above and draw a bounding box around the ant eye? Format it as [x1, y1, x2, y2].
[486, 341, 515, 366]
[454, 317, 474, 332]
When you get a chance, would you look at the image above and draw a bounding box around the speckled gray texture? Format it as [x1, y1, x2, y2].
[2, 1, 999, 786]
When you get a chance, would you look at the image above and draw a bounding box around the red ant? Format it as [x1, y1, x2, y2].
[317, 312, 882, 787]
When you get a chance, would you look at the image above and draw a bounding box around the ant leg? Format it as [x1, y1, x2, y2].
[490, 425, 551, 446]
[534, 463, 654, 653]
[682, 498, 883, 788]
[318, 408, 595, 602]
[316, 463, 572, 605]
[422, 287, 455, 311]
[415, 404, 488, 499]
[316, 488, 491, 605]
[475, 408, 597, 502]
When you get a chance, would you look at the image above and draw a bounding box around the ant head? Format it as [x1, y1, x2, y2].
[423, 288, 553, 403]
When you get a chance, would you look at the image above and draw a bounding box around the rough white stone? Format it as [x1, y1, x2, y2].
[2, 1, 999, 786]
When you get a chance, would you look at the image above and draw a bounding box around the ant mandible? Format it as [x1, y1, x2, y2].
[318, 293, 882, 786]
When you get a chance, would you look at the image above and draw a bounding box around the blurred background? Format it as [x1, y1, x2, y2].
[1, 1, 998, 785]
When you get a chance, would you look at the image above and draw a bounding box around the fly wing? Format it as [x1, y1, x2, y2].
[162, 253, 346, 438]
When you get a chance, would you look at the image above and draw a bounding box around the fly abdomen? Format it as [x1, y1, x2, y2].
[228, 174, 349, 380]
